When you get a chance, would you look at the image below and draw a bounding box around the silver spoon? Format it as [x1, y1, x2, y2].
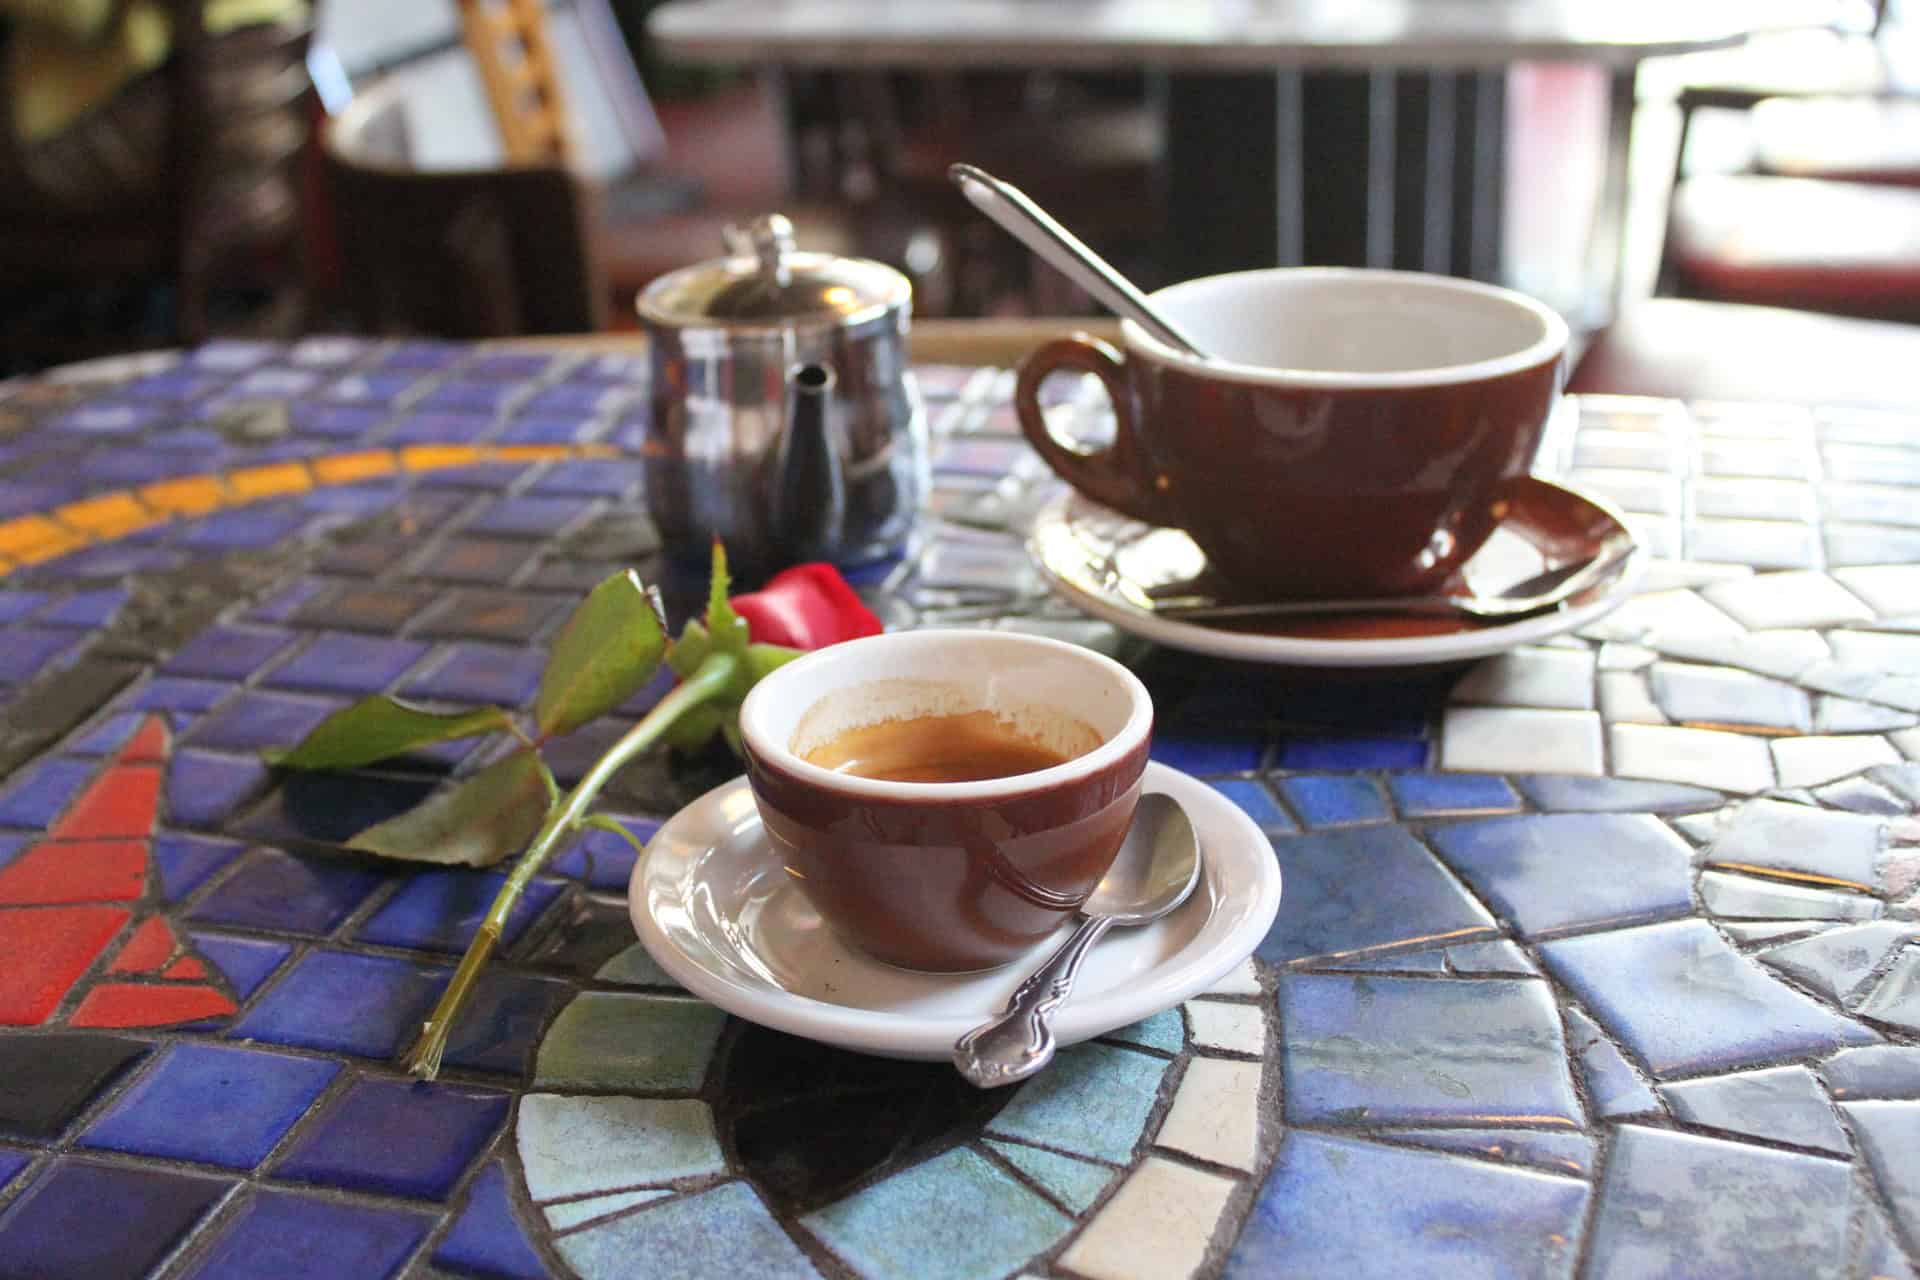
[948, 163, 1212, 360]
[954, 793, 1201, 1089]
[1149, 542, 1638, 624]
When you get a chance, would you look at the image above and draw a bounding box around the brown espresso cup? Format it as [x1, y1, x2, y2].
[737, 630, 1153, 973]
[1015, 268, 1570, 599]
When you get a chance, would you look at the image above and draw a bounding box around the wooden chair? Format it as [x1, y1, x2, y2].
[0, 0, 314, 362]
[322, 80, 606, 336]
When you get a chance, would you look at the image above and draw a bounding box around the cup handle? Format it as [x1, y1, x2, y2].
[1014, 335, 1169, 525]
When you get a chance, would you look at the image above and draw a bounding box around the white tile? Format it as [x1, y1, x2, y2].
[1449, 646, 1596, 710]
[1894, 728, 1920, 760]
[1643, 628, 1828, 682]
[1699, 870, 1884, 922]
[1566, 467, 1683, 515]
[1833, 565, 1920, 616]
[1648, 662, 1811, 733]
[1572, 432, 1685, 473]
[1772, 735, 1903, 788]
[1626, 515, 1683, 559]
[1698, 438, 1817, 480]
[1819, 481, 1920, 529]
[1830, 630, 1920, 676]
[1686, 518, 1820, 570]
[1815, 697, 1919, 734]
[1635, 561, 1755, 593]
[1691, 477, 1819, 523]
[1156, 1059, 1264, 1172]
[1597, 642, 1659, 671]
[1826, 522, 1920, 567]
[1581, 589, 1744, 644]
[1185, 1003, 1266, 1055]
[1700, 571, 1876, 630]
[1609, 724, 1777, 793]
[1598, 671, 1668, 725]
[1204, 959, 1262, 997]
[1441, 707, 1604, 775]
[1059, 1157, 1238, 1280]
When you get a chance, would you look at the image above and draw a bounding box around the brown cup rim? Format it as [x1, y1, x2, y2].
[1121, 267, 1570, 390]
[737, 629, 1153, 802]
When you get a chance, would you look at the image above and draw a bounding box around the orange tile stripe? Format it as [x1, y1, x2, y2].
[0, 443, 621, 580]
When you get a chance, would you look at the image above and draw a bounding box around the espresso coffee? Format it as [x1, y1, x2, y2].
[802, 709, 1086, 783]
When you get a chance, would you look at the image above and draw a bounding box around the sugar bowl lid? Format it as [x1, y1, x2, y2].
[636, 214, 909, 330]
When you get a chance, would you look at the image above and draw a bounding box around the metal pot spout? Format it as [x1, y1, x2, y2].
[767, 362, 846, 563]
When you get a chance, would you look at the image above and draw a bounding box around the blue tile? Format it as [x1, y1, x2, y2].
[1445, 939, 1538, 975]
[0, 1147, 29, 1192]
[1148, 732, 1263, 774]
[1259, 825, 1497, 966]
[188, 692, 342, 752]
[1510, 774, 1730, 813]
[163, 626, 297, 681]
[1562, 1006, 1660, 1118]
[1388, 771, 1520, 817]
[184, 1188, 433, 1280]
[1539, 918, 1879, 1077]
[439, 970, 572, 1076]
[235, 769, 439, 846]
[357, 869, 564, 953]
[291, 403, 385, 437]
[553, 819, 659, 891]
[190, 848, 386, 934]
[1701, 797, 1887, 890]
[0, 832, 22, 872]
[496, 411, 604, 443]
[181, 505, 311, 551]
[167, 749, 270, 827]
[986, 1042, 1168, 1163]
[0, 627, 79, 683]
[35, 588, 127, 628]
[274, 1075, 507, 1198]
[1661, 1065, 1851, 1154]
[153, 834, 246, 899]
[1273, 735, 1427, 770]
[1100, 1007, 1185, 1054]
[1224, 1132, 1587, 1280]
[79, 1043, 338, 1169]
[803, 1147, 1065, 1280]
[1426, 814, 1694, 939]
[128, 676, 233, 712]
[229, 949, 447, 1058]
[1585, 1126, 1851, 1280]
[0, 1158, 231, 1280]
[0, 591, 48, 622]
[0, 756, 97, 827]
[191, 932, 293, 998]
[328, 370, 422, 400]
[432, 1162, 548, 1280]
[467, 352, 555, 380]
[463, 495, 591, 537]
[530, 458, 641, 497]
[1278, 973, 1581, 1126]
[562, 1182, 820, 1280]
[401, 643, 546, 707]
[264, 634, 430, 695]
[1206, 779, 1297, 832]
[1843, 1100, 1920, 1252]
[983, 1140, 1114, 1213]
[1274, 774, 1391, 827]
[1388, 1128, 1594, 1178]
[386, 408, 496, 443]
[1823, 1045, 1920, 1101]
[68, 711, 144, 756]
[1757, 920, 1915, 1004]
[29, 543, 185, 577]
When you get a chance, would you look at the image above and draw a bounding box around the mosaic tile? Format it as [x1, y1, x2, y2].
[0, 590, 49, 622]
[0, 1032, 148, 1139]
[1204, 778, 1294, 831]
[1835, 565, 1920, 615]
[1693, 475, 1819, 522]
[1700, 797, 1890, 887]
[234, 767, 440, 847]
[36, 588, 127, 629]
[190, 932, 291, 999]
[262, 633, 430, 696]
[1609, 722, 1775, 792]
[1540, 918, 1878, 1076]
[1566, 467, 1683, 516]
[1697, 570, 1873, 631]
[1512, 773, 1719, 812]
[1898, 727, 1920, 760]
[1661, 1063, 1850, 1154]
[1060, 1156, 1236, 1280]
[517, 1095, 723, 1201]
[986, 1042, 1168, 1163]
[1259, 825, 1497, 966]
[147, 834, 242, 900]
[274, 1075, 507, 1198]
[1385, 772, 1519, 817]
[1824, 1045, 1920, 1100]
[0, 1158, 230, 1279]
[1273, 774, 1390, 827]
[1428, 813, 1693, 938]
[431, 968, 569, 1077]
[1699, 870, 1884, 921]
[1278, 972, 1579, 1125]
[1648, 660, 1812, 732]
[126, 675, 232, 713]
[1722, 920, 1830, 946]
[186, 1188, 433, 1280]
[1448, 646, 1595, 710]
[1446, 939, 1539, 975]
[532, 992, 725, 1092]
[595, 942, 679, 990]
[550, 1183, 812, 1280]
[1439, 706, 1603, 775]
[165, 750, 269, 828]
[1270, 734, 1425, 770]
[1207, 958, 1263, 996]
[1774, 734, 1904, 788]
[1101, 1007, 1185, 1054]
[463, 494, 594, 538]
[228, 948, 447, 1057]
[408, 537, 539, 586]
[543, 1187, 671, 1232]
[1185, 1001, 1266, 1054]
[78, 1043, 337, 1168]
[1828, 521, 1920, 566]
[1157, 1057, 1262, 1169]
[187, 691, 342, 753]
[190, 847, 385, 934]
[1585, 587, 1744, 644]
[1831, 628, 1920, 674]
[1387, 1128, 1593, 1177]
[1816, 695, 1919, 734]
[1596, 669, 1666, 724]
[1759, 922, 1916, 1006]
[356, 868, 562, 954]
[433, 1161, 551, 1279]
[1846, 1100, 1920, 1253]
[1856, 1195, 1918, 1280]
[0, 627, 79, 684]
[1858, 946, 1920, 1033]
[983, 1140, 1115, 1213]
[1224, 1132, 1585, 1280]
[401, 643, 545, 707]
[411, 590, 563, 643]
[1148, 728, 1264, 775]
[553, 818, 657, 892]
[0, 1148, 29, 1193]
[0, 903, 131, 1023]
[1584, 1125, 1851, 1280]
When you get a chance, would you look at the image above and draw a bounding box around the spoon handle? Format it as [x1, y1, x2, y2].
[953, 915, 1116, 1088]
[949, 164, 1209, 359]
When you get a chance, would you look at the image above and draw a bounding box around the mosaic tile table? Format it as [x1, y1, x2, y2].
[1, 337, 1919, 1280]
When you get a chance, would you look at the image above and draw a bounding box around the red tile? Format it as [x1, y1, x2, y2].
[120, 715, 171, 764]
[161, 956, 208, 981]
[48, 766, 163, 841]
[109, 917, 181, 974]
[0, 905, 130, 1024]
[69, 982, 236, 1028]
[0, 839, 147, 906]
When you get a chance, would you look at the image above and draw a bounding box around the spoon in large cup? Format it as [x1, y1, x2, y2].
[954, 793, 1201, 1088]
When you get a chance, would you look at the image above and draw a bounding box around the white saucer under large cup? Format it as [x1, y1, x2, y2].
[630, 761, 1282, 1061]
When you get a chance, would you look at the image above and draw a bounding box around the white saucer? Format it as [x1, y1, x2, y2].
[629, 761, 1282, 1061]
[1027, 477, 1646, 668]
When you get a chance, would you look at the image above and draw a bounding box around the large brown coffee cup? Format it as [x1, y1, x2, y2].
[737, 630, 1153, 973]
[1015, 268, 1570, 599]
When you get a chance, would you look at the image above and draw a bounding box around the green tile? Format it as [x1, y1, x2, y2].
[984, 1140, 1116, 1212]
[517, 1095, 723, 1201]
[559, 1183, 820, 1280]
[986, 1042, 1170, 1163]
[534, 993, 726, 1091]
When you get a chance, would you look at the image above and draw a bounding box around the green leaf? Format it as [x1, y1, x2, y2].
[346, 748, 553, 867]
[703, 540, 750, 658]
[535, 570, 668, 738]
[265, 697, 516, 770]
[661, 701, 728, 753]
[667, 618, 711, 681]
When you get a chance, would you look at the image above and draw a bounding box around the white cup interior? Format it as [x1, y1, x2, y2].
[738, 630, 1152, 799]
[1128, 268, 1568, 387]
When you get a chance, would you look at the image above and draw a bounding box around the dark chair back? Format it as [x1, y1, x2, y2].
[322, 81, 607, 337]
